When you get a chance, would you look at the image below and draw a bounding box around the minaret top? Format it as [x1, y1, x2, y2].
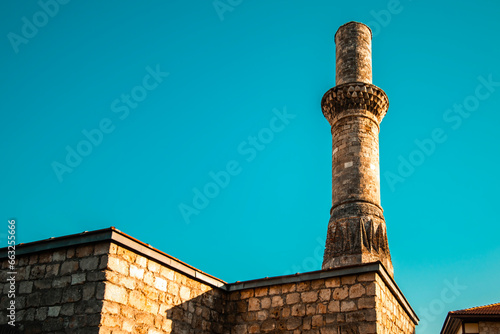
[334, 21, 373, 85]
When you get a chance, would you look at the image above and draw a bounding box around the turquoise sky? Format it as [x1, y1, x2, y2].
[2, 1, 500, 332]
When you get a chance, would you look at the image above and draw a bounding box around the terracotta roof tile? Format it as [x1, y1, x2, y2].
[450, 302, 500, 315]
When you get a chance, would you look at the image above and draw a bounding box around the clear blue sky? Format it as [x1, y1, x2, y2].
[1, 1, 499, 333]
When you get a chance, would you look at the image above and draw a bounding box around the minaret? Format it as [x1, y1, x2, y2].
[321, 22, 393, 276]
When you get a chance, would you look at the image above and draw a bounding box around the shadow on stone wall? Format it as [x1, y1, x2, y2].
[162, 286, 372, 334]
[163, 288, 228, 334]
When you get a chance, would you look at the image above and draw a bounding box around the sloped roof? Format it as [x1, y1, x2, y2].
[441, 302, 500, 334]
[450, 302, 500, 316]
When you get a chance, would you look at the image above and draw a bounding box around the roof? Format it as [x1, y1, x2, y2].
[0, 227, 227, 288]
[450, 302, 500, 316]
[0, 227, 418, 324]
[441, 302, 500, 334]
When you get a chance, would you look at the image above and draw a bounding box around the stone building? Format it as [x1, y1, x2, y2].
[440, 303, 500, 334]
[0, 22, 418, 333]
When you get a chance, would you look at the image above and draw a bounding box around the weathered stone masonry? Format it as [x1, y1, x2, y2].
[226, 270, 415, 333]
[479, 321, 500, 333]
[1, 228, 228, 334]
[0, 239, 109, 333]
[98, 241, 227, 334]
[322, 22, 393, 276]
[0, 227, 417, 333]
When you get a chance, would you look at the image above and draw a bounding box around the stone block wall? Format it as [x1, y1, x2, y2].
[479, 321, 500, 334]
[226, 271, 415, 334]
[374, 274, 414, 334]
[0, 240, 227, 334]
[0, 241, 110, 333]
[99, 242, 226, 334]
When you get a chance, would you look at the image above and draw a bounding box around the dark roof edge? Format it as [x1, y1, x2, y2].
[448, 313, 500, 320]
[441, 312, 500, 334]
[109, 229, 227, 288]
[376, 263, 419, 324]
[0, 228, 418, 324]
[440, 313, 460, 334]
[0, 227, 227, 288]
[226, 262, 380, 291]
[0, 227, 115, 257]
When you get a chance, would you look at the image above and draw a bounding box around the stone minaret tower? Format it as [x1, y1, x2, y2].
[321, 22, 393, 276]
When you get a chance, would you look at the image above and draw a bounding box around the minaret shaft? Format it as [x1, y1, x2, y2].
[321, 22, 393, 276]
